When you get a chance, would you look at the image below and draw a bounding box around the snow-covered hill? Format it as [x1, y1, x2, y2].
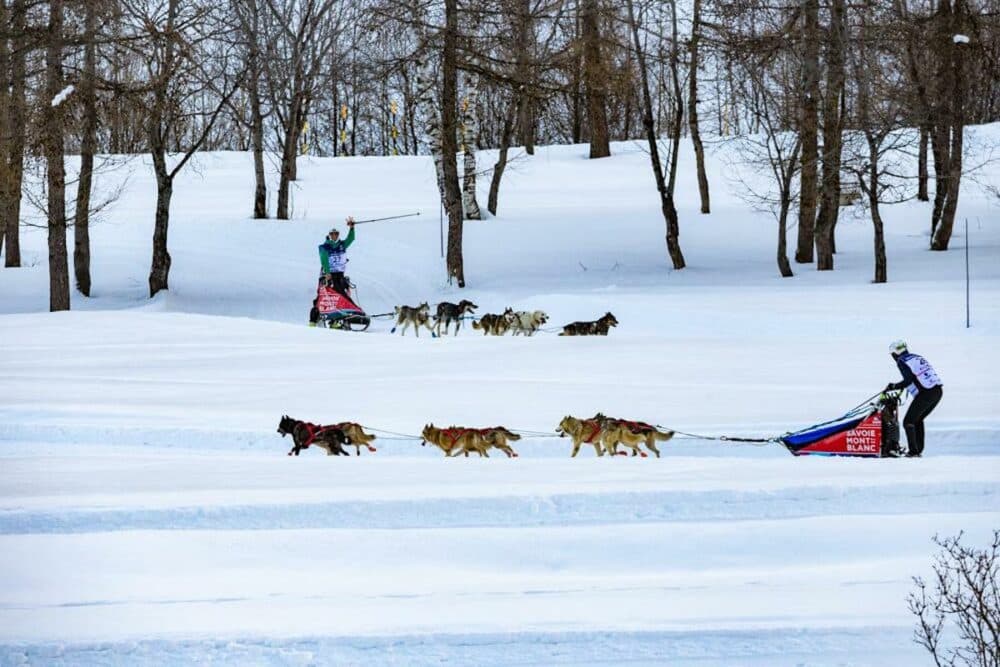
[1, 132, 998, 665]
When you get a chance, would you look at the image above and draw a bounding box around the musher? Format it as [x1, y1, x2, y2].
[885, 340, 943, 458]
[319, 216, 356, 296]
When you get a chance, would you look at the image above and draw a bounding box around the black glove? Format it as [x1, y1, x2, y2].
[884, 382, 896, 392]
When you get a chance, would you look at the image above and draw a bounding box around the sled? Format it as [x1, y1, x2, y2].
[781, 390, 903, 458]
[316, 280, 371, 332]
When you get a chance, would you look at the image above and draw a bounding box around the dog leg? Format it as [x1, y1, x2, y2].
[644, 436, 661, 458]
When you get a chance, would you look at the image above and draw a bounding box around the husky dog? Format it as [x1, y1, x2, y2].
[421, 424, 480, 457]
[556, 415, 608, 457]
[434, 300, 478, 336]
[277, 415, 351, 456]
[330, 421, 378, 455]
[593, 414, 673, 458]
[421, 424, 521, 457]
[559, 312, 619, 336]
[472, 308, 515, 335]
[480, 426, 521, 457]
[511, 310, 548, 336]
[393, 302, 435, 337]
[594, 414, 673, 458]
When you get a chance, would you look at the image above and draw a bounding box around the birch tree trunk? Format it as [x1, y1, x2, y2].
[46, 0, 70, 311]
[688, 0, 710, 214]
[415, 47, 445, 198]
[461, 70, 482, 220]
[514, 0, 534, 155]
[74, 0, 99, 296]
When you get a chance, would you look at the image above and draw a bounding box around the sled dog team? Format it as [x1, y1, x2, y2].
[392, 299, 618, 337]
[278, 414, 673, 458]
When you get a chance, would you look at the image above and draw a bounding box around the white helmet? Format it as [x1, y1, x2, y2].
[889, 339, 908, 354]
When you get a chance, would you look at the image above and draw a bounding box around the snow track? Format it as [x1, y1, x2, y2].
[1, 446, 998, 665]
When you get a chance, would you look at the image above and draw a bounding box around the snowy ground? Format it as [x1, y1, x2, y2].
[1, 130, 998, 665]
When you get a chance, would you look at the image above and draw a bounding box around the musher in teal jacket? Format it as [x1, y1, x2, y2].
[319, 217, 356, 295]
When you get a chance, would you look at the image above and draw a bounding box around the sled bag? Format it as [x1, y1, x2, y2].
[782, 409, 884, 457]
[317, 286, 364, 318]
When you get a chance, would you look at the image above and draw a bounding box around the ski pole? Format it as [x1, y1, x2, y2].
[351, 212, 421, 225]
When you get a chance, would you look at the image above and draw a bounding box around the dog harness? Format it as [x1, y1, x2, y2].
[582, 421, 602, 443]
[297, 421, 341, 448]
[617, 419, 653, 433]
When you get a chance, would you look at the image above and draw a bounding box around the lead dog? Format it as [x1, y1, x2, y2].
[511, 310, 548, 336]
[559, 312, 618, 336]
[556, 415, 608, 457]
[393, 302, 435, 337]
[434, 300, 478, 336]
[277, 415, 351, 456]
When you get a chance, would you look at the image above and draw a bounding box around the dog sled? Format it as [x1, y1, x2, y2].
[780, 390, 903, 458]
[315, 278, 371, 331]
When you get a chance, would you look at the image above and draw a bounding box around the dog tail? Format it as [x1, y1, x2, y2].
[472, 320, 483, 330]
[654, 429, 675, 441]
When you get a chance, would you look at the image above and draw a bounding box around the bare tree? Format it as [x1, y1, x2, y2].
[815, 0, 846, 270]
[233, 0, 269, 219]
[908, 531, 1000, 667]
[412, 0, 465, 285]
[625, 0, 685, 270]
[688, 0, 710, 214]
[257, 0, 340, 220]
[847, 3, 912, 284]
[730, 64, 802, 279]
[929, 0, 971, 251]
[119, 0, 243, 297]
[795, 0, 820, 264]
[73, 0, 103, 296]
[581, 0, 610, 158]
[45, 0, 70, 310]
[1, 0, 28, 268]
[441, 0, 465, 284]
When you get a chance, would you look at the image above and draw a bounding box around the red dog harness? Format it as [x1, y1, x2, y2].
[298, 422, 341, 449]
[617, 419, 654, 433]
[582, 421, 602, 443]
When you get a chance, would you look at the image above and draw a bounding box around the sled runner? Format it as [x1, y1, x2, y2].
[781, 390, 903, 458]
[315, 279, 371, 331]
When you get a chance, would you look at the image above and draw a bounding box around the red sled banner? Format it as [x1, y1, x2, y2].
[317, 287, 362, 315]
[789, 412, 883, 457]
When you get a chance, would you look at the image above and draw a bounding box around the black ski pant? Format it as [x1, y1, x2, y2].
[903, 386, 942, 456]
[328, 272, 349, 297]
